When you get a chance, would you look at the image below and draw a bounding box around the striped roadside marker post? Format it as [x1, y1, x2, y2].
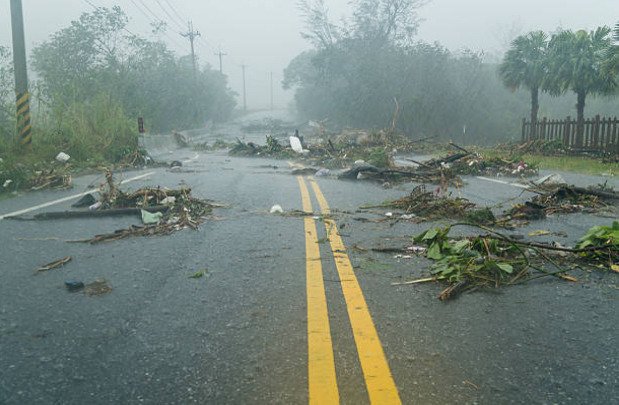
[16, 91, 32, 145]
[10, 0, 31, 146]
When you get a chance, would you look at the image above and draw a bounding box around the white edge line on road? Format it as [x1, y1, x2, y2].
[183, 154, 199, 164]
[0, 171, 156, 221]
[476, 176, 531, 189]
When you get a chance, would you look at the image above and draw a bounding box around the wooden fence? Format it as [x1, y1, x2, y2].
[522, 115, 619, 154]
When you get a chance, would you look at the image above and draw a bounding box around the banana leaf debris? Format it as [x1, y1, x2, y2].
[393, 222, 619, 301]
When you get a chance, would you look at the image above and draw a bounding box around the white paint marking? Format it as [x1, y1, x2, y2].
[476, 176, 531, 189]
[0, 171, 155, 220]
[183, 154, 200, 164]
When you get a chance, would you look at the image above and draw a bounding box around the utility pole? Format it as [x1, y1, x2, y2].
[214, 47, 227, 74]
[10, 0, 31, 145]
[241, 64, 247, 112]
[181, 21, 200, 79]
[270, 71, 274, 110]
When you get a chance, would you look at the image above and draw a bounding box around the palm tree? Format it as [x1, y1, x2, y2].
[608, 23, 619, 75]
[499, 31, 549, 139]
[546, 27, 617, 146]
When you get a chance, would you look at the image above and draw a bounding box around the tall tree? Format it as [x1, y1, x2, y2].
[499, 31, 549, 138]
[606, 23, 619, 76]
[546, 27, 617, 145]
[31, 6, 236, 131]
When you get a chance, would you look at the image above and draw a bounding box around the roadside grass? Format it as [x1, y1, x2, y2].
[475, 147, 618, 176]
[521, 154, 617, 176]
[0, 95, 141, 195]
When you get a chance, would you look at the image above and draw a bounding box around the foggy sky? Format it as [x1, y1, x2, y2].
[1, 0, 617, 110]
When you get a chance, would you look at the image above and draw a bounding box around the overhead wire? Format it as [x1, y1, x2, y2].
[125, 0, 186, 50]
[154, 0, 186, 31]
[162, 0, 187, 27]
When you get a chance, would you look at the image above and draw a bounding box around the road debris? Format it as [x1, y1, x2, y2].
[189, 270, 207, 279]
[67, 171, 219, 243]
[394, 221, 619, 300]
[72, 193, 96, 208]
[290, 135, 308, 154]
[507, 184, 618, 220]
[55, 152, 71, 163]
[36, 256, 72, 273]
[363, 185, 495, 224]
[270, 204, 284, 214]
[141, 209, 163, 225]
[84, 279, 112, 296]
[64, 280, 84, 292]
[29, 168, 72, 191]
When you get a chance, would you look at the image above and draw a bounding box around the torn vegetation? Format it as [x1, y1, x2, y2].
[72, 171, 220, 244]
[407, 222, 619, 301]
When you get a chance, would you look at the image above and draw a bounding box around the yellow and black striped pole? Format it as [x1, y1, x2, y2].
[10, 0, 32, 146]
[15, 91, 32, 145]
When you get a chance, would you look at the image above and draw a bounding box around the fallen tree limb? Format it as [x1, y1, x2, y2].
[36, 256, 72, 272]
[31, 206, 169, 220]
[391, 277, 436, 286]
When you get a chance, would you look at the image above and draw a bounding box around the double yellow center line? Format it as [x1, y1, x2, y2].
[297, 176, 402, 405]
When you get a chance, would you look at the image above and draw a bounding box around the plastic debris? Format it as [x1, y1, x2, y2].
[3, 179, 12, 188]
[89, 201, 102, 211]
[55, 152, 71, 163]
[160, 196, 176, 205]
[72, 193, 96, 208]
[270, 204, 284, 214]
[65, 280, 84, 292]
[535, 173, 567, 186]
[141, 209, 163, 225]
[289, 136, 306, 154]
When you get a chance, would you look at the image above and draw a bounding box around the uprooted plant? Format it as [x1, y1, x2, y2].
[408, 222, 618, 300]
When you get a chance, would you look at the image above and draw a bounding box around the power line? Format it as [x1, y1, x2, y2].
[125, 0, 185, 49]
[162, 0, 186, 26]
[154, 0, 185, 30]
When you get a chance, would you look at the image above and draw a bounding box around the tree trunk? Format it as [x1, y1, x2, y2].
[530, 87, 539, 139]
[576, 91, 586, 148]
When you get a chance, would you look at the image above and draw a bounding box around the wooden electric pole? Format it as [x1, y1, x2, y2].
[241, 64, 247, 112]
[270, 71, 274, 110]
[10, 0, 31, 145]
[214, 47, 227, 74]
[181, 21, 200, 78]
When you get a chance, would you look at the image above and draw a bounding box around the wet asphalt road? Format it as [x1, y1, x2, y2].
[0, 148, 618, 404]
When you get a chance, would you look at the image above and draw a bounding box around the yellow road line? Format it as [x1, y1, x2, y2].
[297, 176, 339, 405]
[309, 177, 402, 405]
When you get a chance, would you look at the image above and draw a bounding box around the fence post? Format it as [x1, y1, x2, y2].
[540, 117, 547, 141]
[562, 116, 568, 147]
[592, 115, 600, 150]
[522, 118, 527, 142]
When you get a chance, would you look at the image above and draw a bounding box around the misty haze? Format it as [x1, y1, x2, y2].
[1, 1, 618, 404]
